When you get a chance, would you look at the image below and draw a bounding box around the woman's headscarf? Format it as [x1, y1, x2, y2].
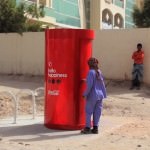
[88, 57, 100, 79]
[88, 57, 98, 69]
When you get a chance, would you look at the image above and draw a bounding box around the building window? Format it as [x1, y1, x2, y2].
[39, 0, 46, 5]
[102, 9, 113, 29]
[49, 0, 52, 8]
[44, 0, 52, 8]
[114, 13, 124, 28]
[27, 0, 36, 2]
[27, 0, 52, 7]
[105, 0, 113, 4]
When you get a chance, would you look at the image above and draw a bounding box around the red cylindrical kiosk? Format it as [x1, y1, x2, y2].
[44, 29, 94, 130]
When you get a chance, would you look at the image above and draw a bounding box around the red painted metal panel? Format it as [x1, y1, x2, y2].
[44, 29, 94, 130]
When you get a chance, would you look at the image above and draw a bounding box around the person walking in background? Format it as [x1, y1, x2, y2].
[130, 43, 144, 90]
[81, 57, 107, 134]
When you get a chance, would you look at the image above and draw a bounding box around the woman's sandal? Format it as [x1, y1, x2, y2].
[81, 127, 91, 134]
[91, 128, 98, 134]
[91, 126, 98, 134]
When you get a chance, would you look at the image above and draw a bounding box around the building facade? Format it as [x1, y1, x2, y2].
[125, 0, 136, 28]
[16, 0, 143, 30]
[16, 0, 86, 28]
[90, 0, 139, 30]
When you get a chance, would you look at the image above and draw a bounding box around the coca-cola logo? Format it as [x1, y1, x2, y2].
[48, 90, 59, 96]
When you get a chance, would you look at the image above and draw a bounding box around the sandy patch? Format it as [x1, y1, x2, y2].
[0, 76, 150, 150]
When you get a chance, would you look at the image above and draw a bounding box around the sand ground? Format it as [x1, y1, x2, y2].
[0, 75, 150, 150]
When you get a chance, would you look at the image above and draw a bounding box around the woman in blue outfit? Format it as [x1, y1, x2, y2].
[81, 57, 107, 134]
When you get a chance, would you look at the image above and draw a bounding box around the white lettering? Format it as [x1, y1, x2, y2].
[48, 68, 56, 73]
[48, 73, 68, 78]
[48, 62, 52, 67]
[48, 66, 68, 78]
[48, 90, 59, 96]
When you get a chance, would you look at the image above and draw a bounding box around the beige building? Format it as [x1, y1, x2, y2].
[91, 0, 125, 30]
[90, 0, 145, 30]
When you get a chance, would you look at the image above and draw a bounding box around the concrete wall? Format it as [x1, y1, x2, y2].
[0, 28, 150, 84]
[93, 28, 150, 84]
[0, 32, 45, 75]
